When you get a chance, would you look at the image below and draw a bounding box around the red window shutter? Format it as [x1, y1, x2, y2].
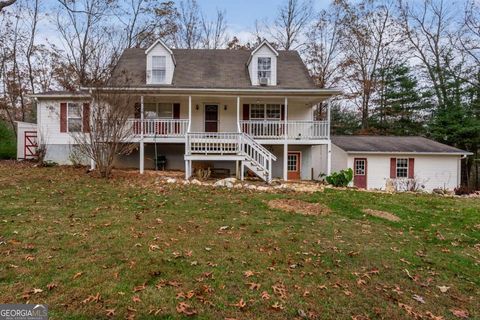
[243, 104, 249, 120]
[60, 102, 67, 133]
[408, 158, 415, 179]
[83, 103, 90, 133]
[173, 103, 180, 119]
[281, 104, 285, 120]
[134, 103, 141, 118]
[390, 158, 397, 178]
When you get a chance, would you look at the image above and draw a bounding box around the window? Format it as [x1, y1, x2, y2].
[144, 102, 173, 119]
[250, 104, 265, 119]
[396, 158, 408, 178]
[257, 57, 271, 81]
[250, 104, 281, 120]
[151, 56, 166, 83]
[287, 154, 298, 171]
[67, 103, 82, 132]
[355, 159, 366, 175]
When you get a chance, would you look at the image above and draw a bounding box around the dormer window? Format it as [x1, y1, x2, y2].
[151, 56, 166, 83]
[258, 57, 271, 84]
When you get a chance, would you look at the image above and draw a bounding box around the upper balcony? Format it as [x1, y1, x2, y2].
[124, 95, 331, 143]
[126, 118, 329, 142]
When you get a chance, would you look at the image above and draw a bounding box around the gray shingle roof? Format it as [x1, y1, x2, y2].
[108, 48, 317, 89]
[332, 136, 471, 154]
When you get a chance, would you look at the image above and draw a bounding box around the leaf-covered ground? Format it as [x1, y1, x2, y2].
[0, 162, 479, 319]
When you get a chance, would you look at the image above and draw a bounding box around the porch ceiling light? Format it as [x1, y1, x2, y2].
[224, 105, 227, 110]
[196, 104, 199, 110]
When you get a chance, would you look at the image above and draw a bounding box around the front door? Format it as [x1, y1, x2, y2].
[353, 158, 367, 189]
[287, 152, 301, 180]
[204, 105, 218, 132]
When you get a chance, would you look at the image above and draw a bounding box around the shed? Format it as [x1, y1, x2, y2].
[16, 122, 38, 160]
[331, 136, 472, 191]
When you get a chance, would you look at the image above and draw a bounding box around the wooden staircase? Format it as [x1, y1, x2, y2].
[185, 132, 277, 183]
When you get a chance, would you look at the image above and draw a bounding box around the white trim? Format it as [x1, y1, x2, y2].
[66, 102, 83, 133]
[342, 151, 472, 156]
[203, 103, 219, 132]
[396, 158, 409, 178]
[82, 86, 342, 96]
[145, 39, 175, 64]
[249, 40, 279, 62]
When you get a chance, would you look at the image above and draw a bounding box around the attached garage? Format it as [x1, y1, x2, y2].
[331, 136, 472, 192]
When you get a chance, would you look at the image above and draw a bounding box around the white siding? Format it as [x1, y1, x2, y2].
[331, 144, 348, 173]
[248, 45, 277, 86]
[342, 153, 462, 191]
[146, 43, 175, 85]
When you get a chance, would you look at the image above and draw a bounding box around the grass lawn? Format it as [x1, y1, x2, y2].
[0, 162, 479, 319]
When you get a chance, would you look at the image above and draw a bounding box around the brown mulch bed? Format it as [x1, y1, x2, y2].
[267, 199, 331, 216]
[363, 208, 401, 222]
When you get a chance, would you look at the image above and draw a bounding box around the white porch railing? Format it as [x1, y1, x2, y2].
[186, 132, 242, 155]
[127, 119, 189, 137]
[185, 132, 277, 182]
[240, 120, 329, 139]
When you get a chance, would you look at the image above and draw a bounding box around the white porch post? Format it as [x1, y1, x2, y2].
[283, 97, 288, 181]
[327, 102, 331, 175]
[185, 96, 192, 180]
[327, 101, 331, 139]
[188, 95, 192, 132]
[236, 96, 241, 133]
[139, 95, 144, 174]
[90, 94, 96, 170]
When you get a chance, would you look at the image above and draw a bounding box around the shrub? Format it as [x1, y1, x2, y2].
[0, 121, 16, 159]
[454, 186, 476, 195]
[325, 168, 353, 187]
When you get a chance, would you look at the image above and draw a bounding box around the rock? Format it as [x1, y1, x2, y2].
[233, 184, 243, 189]
[190, 179, 202, 185]
[213, 178, 235, 188]
[432, 188, 445, 195]
[182, 180, 190, 185]
[385, 179, 395, 193]
[245, 184, 258, 190]
[166, 178, 177, 184]
[256, 186, 270, 192]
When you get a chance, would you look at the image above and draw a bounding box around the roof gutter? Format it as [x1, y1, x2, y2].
[80, 86, 342, 96]
[343, 151, 473, 156]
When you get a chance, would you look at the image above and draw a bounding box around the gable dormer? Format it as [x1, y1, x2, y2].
[145, 39, 175, 85]
[247, 40, 279, 86]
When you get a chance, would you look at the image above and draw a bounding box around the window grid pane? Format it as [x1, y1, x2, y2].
[158, 103, 173, 118]
[396, 158, 408, 178]
[355, 160, 365, 175]
[258, 57, 271, 79]
[287, 154, 297, 171]
[152, 56, 166, 83]
[266, 104, 281, 120]
[250, 104, 265, 119]
[67, 103, 82, 132]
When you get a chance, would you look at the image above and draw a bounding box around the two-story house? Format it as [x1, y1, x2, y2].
[28, 40, 340, 182]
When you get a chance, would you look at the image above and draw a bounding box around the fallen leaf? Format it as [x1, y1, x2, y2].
[437, 285, 450, 293]
[132, 296, 141, 303]
[32, 288, 43, 294]
[243, 270, 255, 278]
[47, 283, 57, 291]
[73, 272, 84, 279]
[176, 302, 197, 316]
[271, 302, 284, 310]
[261, 291, 270, 300]
[412, 294, 425, 304]
[231, 298, 246, 309]
[133, 283, 146, 292]
[247, 282, 260, 290]
[106, 308, 115, 317]
[450, 309, 469, 318]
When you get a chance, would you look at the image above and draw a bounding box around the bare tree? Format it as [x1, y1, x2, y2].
[175, 0, 201, 49]
[201, 9, 228, 49]
[114, 0, 179, 48]
[268, 0, 313, 50]
[336, 0, 399, 130]
[459, 0, 480, 68]
[54, 0, 121, 87]
[304, 5, 343, 89]
[70, 90, 137, 178]
[397, 0, 456, 108]
[0, 0, 16, 12]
